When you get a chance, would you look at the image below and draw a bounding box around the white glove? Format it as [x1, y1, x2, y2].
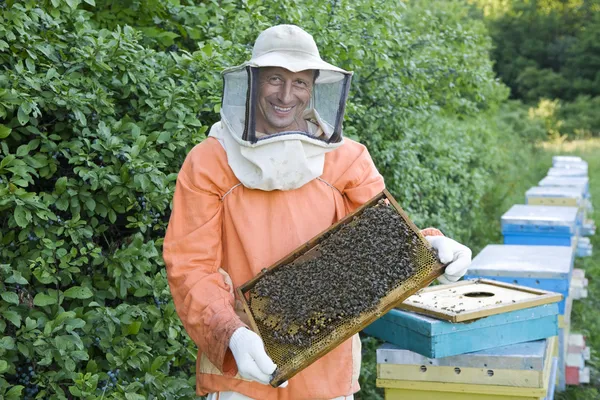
[425, 236, 472, 284]
[229, 327, 288, 388]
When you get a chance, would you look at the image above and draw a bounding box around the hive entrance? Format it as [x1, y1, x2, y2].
[464, 292, 495, 298]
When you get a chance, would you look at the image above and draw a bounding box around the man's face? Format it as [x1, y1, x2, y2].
[256, 67, 314, 134]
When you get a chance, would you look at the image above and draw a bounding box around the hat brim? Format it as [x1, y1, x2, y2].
[237, 51, 352, 83]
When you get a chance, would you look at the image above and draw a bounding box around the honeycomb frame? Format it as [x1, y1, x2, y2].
[236, 189, 445, 387]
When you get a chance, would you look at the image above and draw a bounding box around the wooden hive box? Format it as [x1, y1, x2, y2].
[377, 357, 559, 400]
[376, 336, 557, 388]
[501, 205, 578, 247]
[236, 190, 445, 386]
[464, 244, 574, 315]
[526, 186, 585, 208]
[362, 280, 561, 358]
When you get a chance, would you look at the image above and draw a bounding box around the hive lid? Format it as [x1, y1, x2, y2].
[397, 279, 562, 323]
[547, 167, 587, 177]
[377, 337, 554, 370]
[553, 155, 582, 164]
[553, 161, 588, 171]
[467, 245, 573, 279]
[501, 205, 578, 227]
[526, 186, 584, 200]
[539, 176, 589, 189]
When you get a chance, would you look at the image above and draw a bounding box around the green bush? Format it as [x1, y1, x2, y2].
[471, 0, 600, 102]
[0, 0, 543, 399]
[0, 1, 208, 398]
[558, 96, 600, 138]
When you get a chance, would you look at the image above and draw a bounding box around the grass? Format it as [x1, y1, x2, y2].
[357, 138, 600, 399]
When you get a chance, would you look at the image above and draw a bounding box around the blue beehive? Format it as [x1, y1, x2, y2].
[362, 303, 559, 358]
[501, 205, 578, 246]
[464, 245, 574, 314]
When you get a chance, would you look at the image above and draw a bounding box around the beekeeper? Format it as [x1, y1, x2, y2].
[163, 24, 472, 400]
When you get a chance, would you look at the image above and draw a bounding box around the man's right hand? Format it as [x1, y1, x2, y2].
[229, 327, 288, 388]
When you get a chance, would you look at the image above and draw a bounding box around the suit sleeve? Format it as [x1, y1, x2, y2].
[163, 158, 246, 376]
[338, 144, 386, 212]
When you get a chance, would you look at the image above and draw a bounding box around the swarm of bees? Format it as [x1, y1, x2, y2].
[252, 200, 422, 347]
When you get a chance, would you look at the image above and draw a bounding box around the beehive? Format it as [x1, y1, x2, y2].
[525, 186, 584, 208]
[538, 176, 589, 196]
[376, 336, 557, 388]
[547, 167, 587, 178]
[236, 190, 444, 386]
[552, 155, 583, 165]
[464, 244, 573, 314]
[501, 205, 578, 246]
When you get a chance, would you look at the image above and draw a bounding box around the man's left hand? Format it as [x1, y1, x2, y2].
[425, 236, 472, 284]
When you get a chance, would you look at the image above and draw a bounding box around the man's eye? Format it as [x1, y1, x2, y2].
[269, 76, 283, 84]
[295, 80, 308, 87]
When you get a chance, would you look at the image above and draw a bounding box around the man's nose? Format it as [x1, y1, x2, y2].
[277, 81, 293, 104]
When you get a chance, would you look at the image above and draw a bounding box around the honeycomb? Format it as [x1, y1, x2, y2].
[238, 191, 444, 386]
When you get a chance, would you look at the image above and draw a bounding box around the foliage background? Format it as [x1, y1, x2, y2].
[0, 0, 597, 399]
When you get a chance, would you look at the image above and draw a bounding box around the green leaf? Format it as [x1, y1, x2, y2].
[16, 144, 29, 157]
[150, 356, 167, 372]
[33, 293, 58, 306]
[1, 291, 19, 305]
[0, 336, 16, 349]
[2, 310, 21, 327]
[84, 0, 96, 5]
[69, 387, 82, 396]
[6, 270, 28, 285]
[56, 195, 69, 211]
[125, 321, 142, 335]
[17, 341, 30, 357]
[55, 176, 68, 194]
[125, 394, 146, 400]
[71, 350, 89, 361]
[0, 124, 11, 139]
[17, 106, 29, 125]
[5, 385, 24, 400]
[85, 197, 96, 212]
[0, 360, 8, 373]
[108, 209, 117, 224]
[64, 286, 93, 299]
[14, 205, 28, 228]
[65, 0, 80, 9]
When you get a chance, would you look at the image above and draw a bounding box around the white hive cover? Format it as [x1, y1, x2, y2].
[553, 155, 582, 164]
[539, 176, 588, 189]
[553, 161, 588, 171]
[467, 244, 573, 279]
[501, 205, 579, 227]
[547, 167, 587, 177]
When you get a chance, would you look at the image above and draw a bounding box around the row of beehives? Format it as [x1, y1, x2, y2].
[363, 155, 594, 399]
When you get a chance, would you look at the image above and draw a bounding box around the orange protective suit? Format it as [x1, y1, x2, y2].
[163, 136, 441, 399]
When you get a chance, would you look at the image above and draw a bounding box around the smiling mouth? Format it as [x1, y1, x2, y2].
[271, 103, 294, 113]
